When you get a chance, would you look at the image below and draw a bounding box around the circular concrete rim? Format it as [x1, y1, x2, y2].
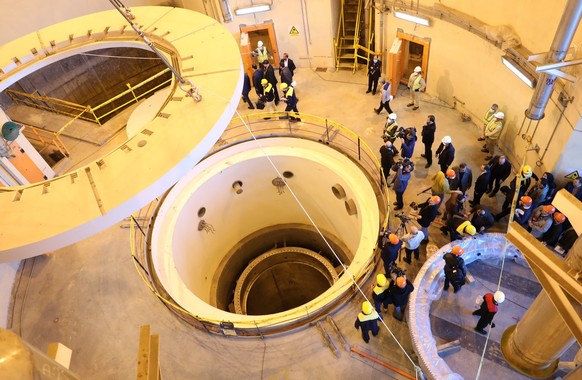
[0, 7, 243, 261]
[149, 137, 380, 330]
[233, 247, 339, 315]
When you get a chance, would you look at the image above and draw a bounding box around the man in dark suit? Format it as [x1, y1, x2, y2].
[241, 73, 254, 109]
[421, 115, 436, 168]
[367, 55, 382, 95]
[279, 53, 296, 77]
[470, 164, 491, 206]
[435, 135, 455, 173]
[252, 64, 264, 98]
[486, 155, 512, 196]
[449, 163, 473, 194]
[263, 60, 279, 105]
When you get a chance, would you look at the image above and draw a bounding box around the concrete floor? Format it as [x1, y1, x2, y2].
[7, 67, 577, 379]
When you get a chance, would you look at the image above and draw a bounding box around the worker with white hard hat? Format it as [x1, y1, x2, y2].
[407, 66, 426, 110]
[478, 103, 499, 142]
[251, 40, 272, 64]
[482, 110, 505, 160]
[473, 291, 505, 335]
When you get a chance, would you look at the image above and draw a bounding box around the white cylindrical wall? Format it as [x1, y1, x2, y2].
[150, 137, 380, 326]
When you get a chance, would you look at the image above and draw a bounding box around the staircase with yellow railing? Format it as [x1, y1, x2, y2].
[334, 0, 378, 73]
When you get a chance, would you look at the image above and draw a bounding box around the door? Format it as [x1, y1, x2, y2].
[389, 30, 430, 90]
[240, 22, 280, 79]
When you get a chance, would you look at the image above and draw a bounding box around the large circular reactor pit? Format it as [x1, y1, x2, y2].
[408, 233, 524, 379]
[149, 137, 381, 331]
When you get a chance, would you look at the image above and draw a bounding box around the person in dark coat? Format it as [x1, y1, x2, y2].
[470, 164, 491, 206]
[541, 172, 557, 204]
[540, 212, 566, 247]
[421, 115, 436, 168]
[435, 136, 455, 173]
[473, 291, 505, 335]
[392, 160, 413, 210]
[263, 60, 280, 105]
[400, 132, 416, 159]
[279, 53, 296, 77]
[379, 233, 402, 274]
[556, 227, 579, 256]
[385, 276, 414, 321]
[372, 274, 390, 312]
[279, 82, 300, 121]
[470, 206, 495, 233]
[443, 245, 467, 293]
[367, 55, 382, 95]
[354, 301, 380, 343]
[449, 163, 473, 194]
[503, 195, 533, 226]
[486, 155, 512, 196]
[379, 141, 398, 181]
[241, 73, 255, 109]
[415, 195, 441, 243]
[252, 64, 264, 98]
[565, 178, 582, 201]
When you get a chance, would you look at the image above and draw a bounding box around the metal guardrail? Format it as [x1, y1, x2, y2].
[129, 113, 390, 335]
[5, 68, 172, 126]
[21, 122, 70, 158]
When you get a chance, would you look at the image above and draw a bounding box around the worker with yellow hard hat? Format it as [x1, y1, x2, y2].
[372, 274, 390, 312]
[354, 301, 380, 343]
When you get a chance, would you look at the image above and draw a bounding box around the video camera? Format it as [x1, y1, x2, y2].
[391, 157, 415, 172]
[394, 212, 413, 223]
[387, 262, 407, 279]
[396, 126, 417, 140]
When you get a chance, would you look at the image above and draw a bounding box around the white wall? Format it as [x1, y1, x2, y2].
[379, 0, 582, 181]
[0, 261, 20, 328]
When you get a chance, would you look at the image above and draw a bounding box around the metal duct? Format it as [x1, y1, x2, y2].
[526, 0, 582, 120]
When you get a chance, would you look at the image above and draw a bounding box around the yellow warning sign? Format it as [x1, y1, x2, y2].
[289, 26, 299, 36]
[565, 170, 579, 180]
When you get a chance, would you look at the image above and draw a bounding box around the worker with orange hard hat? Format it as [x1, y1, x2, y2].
[378, 230, 402, 274]
[414, 195, 441, 244]
[539, 212, 567, 248]
[385, 276, 414, 321]
[528, 204, 555, 238]
[443, 245, 467, 293]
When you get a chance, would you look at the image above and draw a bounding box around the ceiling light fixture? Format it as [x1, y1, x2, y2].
[501, 56, 537, 88]
[394, 11, 430, 26]
[234, 4, 271, 16]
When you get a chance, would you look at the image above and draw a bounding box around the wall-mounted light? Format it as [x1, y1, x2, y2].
[501, 56, 537, 88]
[234, 4, 271, 16]
[394, 11, 430, 27]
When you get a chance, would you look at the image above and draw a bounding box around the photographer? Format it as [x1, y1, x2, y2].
[392, 158, 414, 211]
[400, 128, 417, 159]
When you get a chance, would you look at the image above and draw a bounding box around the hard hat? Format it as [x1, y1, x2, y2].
[542, 205, 555, 214]
[257, 40, 263, 47]
[261, 78, 268, 85]
[493, 291, 505, 304]
[280, 82, 288, 90]
[445, 169, 456, 179]
[389, 234, 399, 245]
[521, 165, 532, 178]
[362, 301, 373, 314]
[377, 273, 387, 287]
[396, 277, 407, 288]
[442, 136, 452, 144]
[553, 212, 566, 223]
[494, 111, 505, 119]
[388, 113, 397, 120]
[451, 246, 464, 256]
[414, 66, 422, 73]
[520, 196, 533, 206]
[465, 224, 477, 236]
[430, 195, 441, 204]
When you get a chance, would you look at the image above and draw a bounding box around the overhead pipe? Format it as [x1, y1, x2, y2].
[525, 0, 582, 120]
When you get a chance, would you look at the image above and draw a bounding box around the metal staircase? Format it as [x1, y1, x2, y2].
[334, 0, 376, 72]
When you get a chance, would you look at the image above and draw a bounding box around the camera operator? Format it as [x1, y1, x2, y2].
[400, 128, 417, 159]
[415, 195, 441, 244]
[392, 158, 415, 210]
[379, 232, 402, 274]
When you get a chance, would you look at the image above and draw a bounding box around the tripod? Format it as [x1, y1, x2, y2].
[391, 212, 411, 262]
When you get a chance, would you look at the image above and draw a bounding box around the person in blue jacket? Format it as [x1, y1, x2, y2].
[391, 159, 414, 210]
[354, 301, 380, 343]
[400, 130, 417, 159]
[379, 233, 402, 274]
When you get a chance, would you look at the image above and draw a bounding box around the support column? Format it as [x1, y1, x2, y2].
[501, 290, 578, 378]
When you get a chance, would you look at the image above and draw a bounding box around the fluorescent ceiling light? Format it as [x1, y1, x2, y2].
[502, 56, 536, 88]
[394, 11, 430, 26]
[234, 4, 271, 16]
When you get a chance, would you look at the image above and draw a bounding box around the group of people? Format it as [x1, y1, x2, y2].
[241, 41, 300, 120]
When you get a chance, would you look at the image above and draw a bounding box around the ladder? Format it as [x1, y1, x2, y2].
[334, 0, 364, 72]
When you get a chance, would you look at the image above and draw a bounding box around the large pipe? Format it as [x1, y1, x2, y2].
[525, 0, 582, 120]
